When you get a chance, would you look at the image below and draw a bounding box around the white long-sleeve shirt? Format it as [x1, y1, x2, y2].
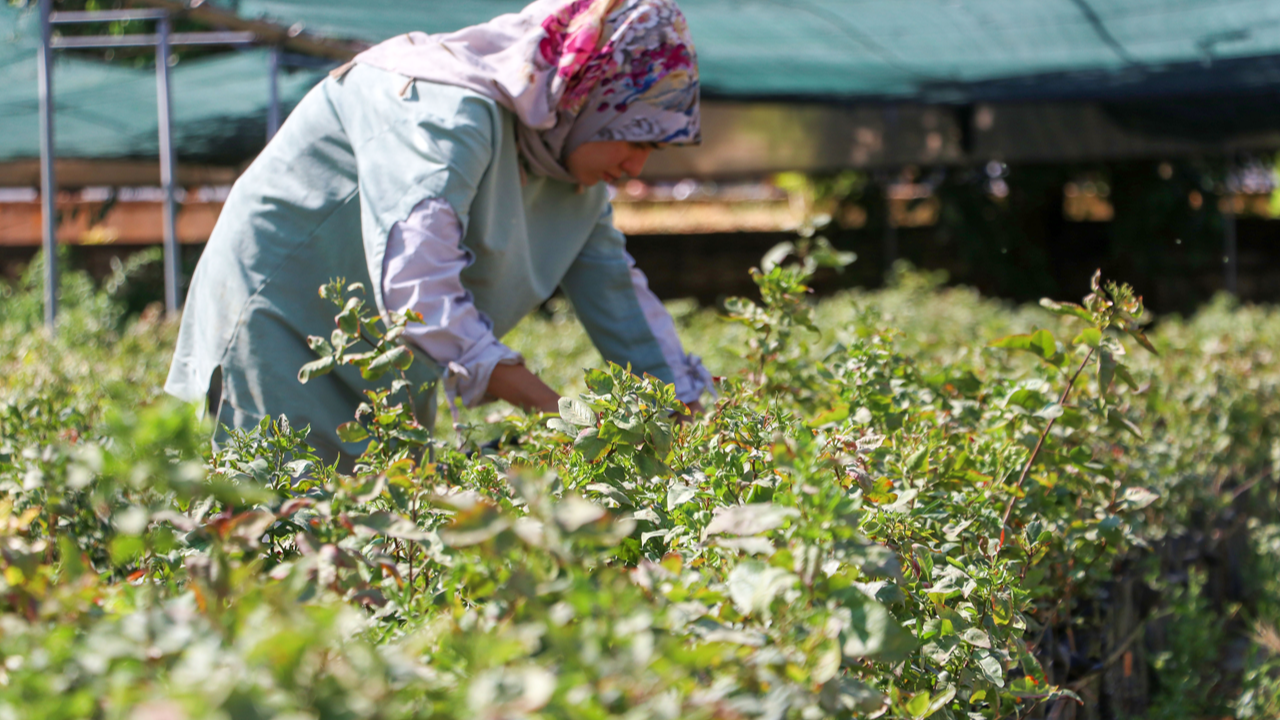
[381, 197, 712, 409]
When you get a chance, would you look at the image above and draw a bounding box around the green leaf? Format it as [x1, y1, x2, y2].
[1119, 486, 1159, 510]
[306, 335, 332, 354]
[960, 627, 992, 649]
[584, 482, 633, 508]
[819, 677, 886, 715]
[921, 685, 956, 719]
[1107, 409, 1143, 438]
[991, 593, 1014, 626]
[350, 512, 429, 541]
[297, 356, 335, 384]
[635, 448, 672, 479]
[1040, 297, 1094, 322]
[809, 403, 850, 427]
[761, 241, 796, 272]
[319, 279, 343, 303]
[921, 634, 960, 664]
[841, 599, 915, 662]
[990, 329, 1063, 367]
[1124, 326, 1159, 355]
[726, 560, 795, 614]
[1115, 364, 1140, 391]
[1033, 329, 1063, 364]
[905, 692, 932, 719]
[573, 427, 610, 461]
[1035, 402, 1064, 420]
[903, 445, 928, 474]
[337, 297, 361, 335]
[704, 503, 799, 537]
[337, 422, 369, 443]
[558, 397, 597, 427]
[1098, 349, 1117, 394]
[584, 368, 614, 394]
[975, 648, 1006, 687]
[439, 503, 510, 546]
[391, 345, 414, 370]
[1073, 327, 1103, 348]
[108, 535, 144, 564]
[599, 420, 644, 445]
[553, 495, 607, 532]
[58, 536, 87, 580]
[667, 482, 697, 512]
[715, 536, 776, 555]
[546, 418, 577, 436]
[646, 420, 672, 458]
[362, 346, 412, 381]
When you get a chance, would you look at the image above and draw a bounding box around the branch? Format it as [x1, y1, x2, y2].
[997, 348, 1095, 551]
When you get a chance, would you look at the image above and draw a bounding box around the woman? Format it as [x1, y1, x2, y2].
[165, 0, 712, 463]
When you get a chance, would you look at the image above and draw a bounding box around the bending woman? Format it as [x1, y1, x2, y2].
[165, 0, 712, 463]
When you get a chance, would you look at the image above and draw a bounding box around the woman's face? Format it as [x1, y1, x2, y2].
[565, 141, 659, 186]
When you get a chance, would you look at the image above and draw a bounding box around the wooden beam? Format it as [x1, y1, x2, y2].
[127, 0, 362, 61]
[0, 198, 220, 246]
[0, 159, 239, 188]
[0, 195, 810, 246]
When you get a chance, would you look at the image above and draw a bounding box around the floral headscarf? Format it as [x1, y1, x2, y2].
[353, 0, 700, 184]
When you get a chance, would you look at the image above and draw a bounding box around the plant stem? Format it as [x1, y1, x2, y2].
[408, 496, 418, 599]
[997, 348, 1095, 551]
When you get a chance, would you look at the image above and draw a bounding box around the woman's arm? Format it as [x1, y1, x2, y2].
[624, 255, 715, 404]
[383, 197, 560, 413]
[559, 203, 712, 407]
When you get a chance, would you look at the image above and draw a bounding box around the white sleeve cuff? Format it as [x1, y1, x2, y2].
[382, 196, 524, 415]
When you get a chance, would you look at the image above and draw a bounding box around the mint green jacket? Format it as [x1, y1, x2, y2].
[166, 63, 673, 462]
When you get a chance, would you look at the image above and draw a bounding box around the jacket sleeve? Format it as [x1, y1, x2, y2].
[382, 197, 523, 409]
[559, 203, 712, 403]
[624, 254, 714, 403]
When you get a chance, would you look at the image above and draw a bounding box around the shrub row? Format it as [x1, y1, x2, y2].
[0, 249, 1278, 718]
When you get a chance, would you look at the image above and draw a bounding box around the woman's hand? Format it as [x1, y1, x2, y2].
[486, 362, 561, 414]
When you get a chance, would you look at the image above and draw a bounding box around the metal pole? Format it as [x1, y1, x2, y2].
[266, 45, 281, 141]
[881, 172, 898, 271]
[52, 31, 257, 48]
[37, 0, 57, 329]
[1224, 196, 1239, 296]
[881, 106, 900, 276]
[156, 16, 181, 314]
[883, 189, 898, 269]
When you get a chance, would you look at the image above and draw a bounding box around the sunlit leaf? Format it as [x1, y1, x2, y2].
[703, 503, 799, 538]
[337, 422, 369, 443]
[558, 397, 597, 427]
[573, 427, 610, 461]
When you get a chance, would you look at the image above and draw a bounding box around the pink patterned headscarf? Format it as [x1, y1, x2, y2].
[354, 0, 700, 184]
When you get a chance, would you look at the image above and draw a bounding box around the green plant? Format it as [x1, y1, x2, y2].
[1148, 570, 1234, 719]
[1, 243, 1280, 718]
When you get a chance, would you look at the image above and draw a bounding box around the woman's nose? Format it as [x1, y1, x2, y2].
[622, 148, 653, 177]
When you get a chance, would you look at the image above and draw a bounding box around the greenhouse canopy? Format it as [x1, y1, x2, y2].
[201, 0, 1280, 101]
[2, 0, 1280, 164]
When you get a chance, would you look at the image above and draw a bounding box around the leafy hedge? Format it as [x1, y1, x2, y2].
[1, 248, 1279, 719]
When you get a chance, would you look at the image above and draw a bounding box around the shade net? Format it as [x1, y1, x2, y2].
[0, 4, 327, 163]
[209, 0, 1280, 100]
[2, 0, 1280, 162]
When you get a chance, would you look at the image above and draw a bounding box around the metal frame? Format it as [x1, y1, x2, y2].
[1224, 200, 1239, 296]
[37, 3, 280, 326]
